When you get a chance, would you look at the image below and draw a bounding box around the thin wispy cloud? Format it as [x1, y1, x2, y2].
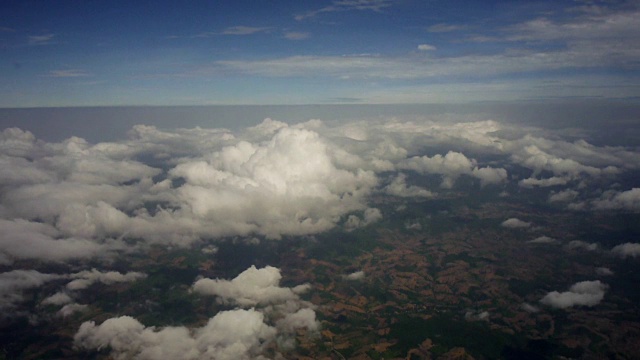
[221, 26, 271, 35]
[28, 34, 55, 45]
[295, 0, 394, 21]
[283, 31, 309, 40]
[427, 23, 464, 33]
[46, 69, 90, 78]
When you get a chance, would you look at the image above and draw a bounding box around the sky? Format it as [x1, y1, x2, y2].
[2, 0, 640, 107]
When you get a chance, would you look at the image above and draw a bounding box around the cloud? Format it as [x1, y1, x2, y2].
[528, 236, 558, 244]
[344, 207, 382, 230]
[399, 151, 506, 188]
[549, 189, 579, 202]
[521, 303, 539, 313]
[0, 270, 66, 311]
[384, 173, 433, 198]
[592, 188, 640, 211]
[59, 303, 88, 317]
[501, 218, 531, 228]
[221, 26, 271, 35]
[565, 240, 598, 251]
[66, 269, 147, 291]
[417, 44, 436, 51]
[0, 219, 105, 264]
[41, 292, 73, 306]
[427, 23, 463, 33]
[596, 267, 614, 276]
[283, 31, 309, 40]
[28, 34, 55, 45]
[295, 0, 394, 21]
[77, 265, 319, 359]
[47, 69, 90, 78]
[192, 265, 310, 307]
[75, 310, 276, 360]
[343, 270, 365, 281]
[540, 280, 607, 309]
[611, 242, 640, 258]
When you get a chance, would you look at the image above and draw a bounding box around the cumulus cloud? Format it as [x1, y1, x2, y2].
[343, 270, 365, 281]
[528, 236, 558, 244]
[501, 218, 531, 228]
[611, 243, 640, 258]
[549, 189, 579, 202]
[0, 270, 65, 311]
[384, 173, 433, 198]
[399, 151, 506, 188]
[41, 292, 73, 306]
[565, 240, 598, 251]
[75, 309, 277, 360]
[66, 269, 147, 291]
[77, 265, 318, 359]
[540, 280, 607, 309]
[344, 207, 382, 231]
[192, 265, 310, 307]
[592, 188, 640, 211]
[596, 267, 614, 276]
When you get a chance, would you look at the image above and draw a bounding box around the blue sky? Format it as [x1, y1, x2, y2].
[1, 0, 639, 107]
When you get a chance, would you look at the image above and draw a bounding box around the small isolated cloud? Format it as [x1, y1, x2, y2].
[427, 23, 463, 33]
[501, 218, 531, 228]
[66, 269, 147, 291]
[343, 270, 365, 281]
[565, 240, 598, 251]
[284, 31, 309, 40]
[465, 310, 489, 321]
[417, 44, 436, 51]
[47, 69, 90, 78]
[28, 34, 55, 45]
[521, 303, 539, 313]
[540, 280, 607, 309]
[596, 267, 614, 276]
[221, 26, 271, 35]
[611, 242, 640, 258]
[295, 0, 394, 21]
[192, 265, 310, 307]
[528, 236, 558, 244]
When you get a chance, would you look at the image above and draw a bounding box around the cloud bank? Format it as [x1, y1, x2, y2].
[540, 280, 607, 309]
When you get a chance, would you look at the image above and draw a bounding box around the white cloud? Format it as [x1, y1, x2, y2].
[592, 188, 640, 211]
[521, 303, 539, 313]
[596, 267, 614, 276]
[283, 31, 309, 40]
[540, 280, 607, 309]
[565, 240, 598, 251]
[47, 69, 90, 78]
[501, 218, 531, 228]
[417, 44, 436, 51]
[295, 0, 394, 21]
[59, 303, 88, 317]
[41, 292, 73, 306]
[192, 265, 309, 307]
[344, 270, 365, 281]
[549, 189, 579, 202]
[611, 242, 640, 258]
[75, 310, 276, 360]
[221, 26, 271, 35]
[0, 270, 66, 311]
[399, 151, 506, 188]
[67, 269, 147, 291]
[384, 173, 433, 198]
[528, 236, 558, 244]
[28, 34, 55, 45]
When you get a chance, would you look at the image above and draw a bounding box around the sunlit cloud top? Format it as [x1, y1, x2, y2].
[1, 0, 639, 107]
